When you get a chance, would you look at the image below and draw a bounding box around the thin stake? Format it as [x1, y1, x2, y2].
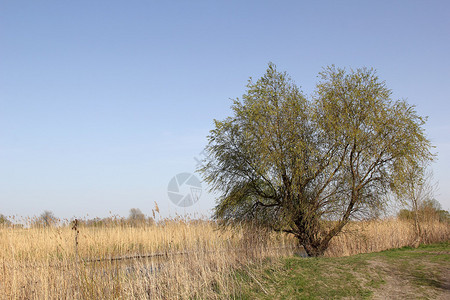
[72, 219, 79, 262]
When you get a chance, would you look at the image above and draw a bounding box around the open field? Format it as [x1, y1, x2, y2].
[0, 218, 449, 299]
[237, 242, 450, 299]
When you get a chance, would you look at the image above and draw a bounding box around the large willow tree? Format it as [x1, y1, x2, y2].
[200, 64, 433, 256]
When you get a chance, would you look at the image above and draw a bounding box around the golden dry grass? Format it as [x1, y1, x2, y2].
[0, 218, 296, 299]
[0, 217, 448, 299]
[325, 218, 450, 257]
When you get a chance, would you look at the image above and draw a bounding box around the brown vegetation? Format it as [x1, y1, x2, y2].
[325, 218, 449, 257]
[0, 216, 448, 299]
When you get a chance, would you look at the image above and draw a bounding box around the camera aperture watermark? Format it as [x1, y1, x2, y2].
[167, 151, 207, 207]
[167, 172, 202, 207]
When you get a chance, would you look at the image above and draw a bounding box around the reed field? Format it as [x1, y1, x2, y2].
[0, 216, 449, 299]
[0, 216, 297, 299]
[325, 218, 449, 257]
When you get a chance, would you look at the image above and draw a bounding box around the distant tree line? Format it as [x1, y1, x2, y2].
[76, 208, 155, 228]
[398, 199, 449, 223]
[0, 208, 157, 228]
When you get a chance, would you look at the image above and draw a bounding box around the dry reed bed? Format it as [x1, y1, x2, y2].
[325, 218, 450, 257]
[0, 220, 296, 299]
[0, 218, 448, 299]
[0, 220, 295, 261]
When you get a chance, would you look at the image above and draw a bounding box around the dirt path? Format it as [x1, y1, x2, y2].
[369, 252, 450, 299]
[238, 243, 450, 299]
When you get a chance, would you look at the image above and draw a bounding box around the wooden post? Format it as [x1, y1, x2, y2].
[72, 219, 79, 261]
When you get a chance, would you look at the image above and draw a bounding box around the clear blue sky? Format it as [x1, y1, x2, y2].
[1, 0, 449, 220]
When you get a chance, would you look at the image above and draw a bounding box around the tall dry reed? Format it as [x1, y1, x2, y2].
[325, 218, 450, 257]
[0, 218, 296, 299]
[0, 217, 448, 299]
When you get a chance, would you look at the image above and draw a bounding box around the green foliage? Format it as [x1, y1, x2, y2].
[201, 63, 434, 256]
